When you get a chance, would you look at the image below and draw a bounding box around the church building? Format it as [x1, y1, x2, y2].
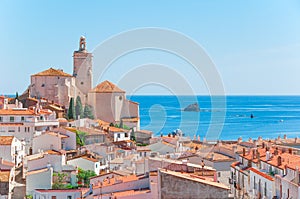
[29, 37, 139, 129]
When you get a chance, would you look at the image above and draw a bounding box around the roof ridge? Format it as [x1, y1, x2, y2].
[91, 80, 125, 93]
[32, 68, 72, 77]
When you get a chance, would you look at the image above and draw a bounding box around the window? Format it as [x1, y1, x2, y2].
[51, 196, 56, 199]
[40, 116, 43, 120]
[0, 116, 2, 122]
[10, 116, 14, 122]
[125, 133, 128, 137]
[21, 116, 25, 121]
[41, 84, 45, 87]
[264, 182, 267, 196]
[67, 196, 72, 199]
[117, 133, 120, 138]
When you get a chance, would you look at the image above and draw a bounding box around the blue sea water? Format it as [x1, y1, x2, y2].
[128, 95, 300, 141]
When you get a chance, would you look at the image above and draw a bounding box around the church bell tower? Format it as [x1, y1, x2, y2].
[73, 36, 93, 100]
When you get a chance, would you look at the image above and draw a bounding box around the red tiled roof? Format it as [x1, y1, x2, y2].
[35, 189, 81, 193]
[0, 109, 35, 115]
[231, 161, 241, 168]
[90, 80, 125, 93]
[81, 156, 99, 163]
[248, 167, 274, 181]
[0, 123, 24, 126]
[32, 68, 72, 77]
[0, 136, 14, 145]
[0, 171, 10, 182]
[46, 150, 62, 155]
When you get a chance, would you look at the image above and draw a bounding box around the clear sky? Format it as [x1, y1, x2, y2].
[1, 0, 300, 95]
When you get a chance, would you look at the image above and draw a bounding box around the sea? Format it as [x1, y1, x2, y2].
[128, 95, 300, 141]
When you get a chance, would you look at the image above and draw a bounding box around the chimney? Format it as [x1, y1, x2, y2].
[274, 148, 278, 156]
[252, 149, 255, 160]
[237, 137, 242, 144]
[284, 134, 287, 140]
[0, 157, 3, 164]
[295, 137, 298, 143]
[254, 140, 258, 147]
[266, 151, 270, 161]
[232, 145, 237, 154]
[243, 148, 246, 156]
[278, 135, 281, 141]
[262, 142, 265, 149]
[248, 137, 253, 143]
[277, 156, 282, 166]
[296, 167, 299, 184]
[258, 136, 262, 142]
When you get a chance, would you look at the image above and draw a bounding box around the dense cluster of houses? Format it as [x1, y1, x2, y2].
[1, 93, 300, 199]
[1, 37, 300, 199]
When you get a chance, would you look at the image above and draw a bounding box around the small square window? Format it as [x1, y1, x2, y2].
[10, 117, 14, 122]
[21, 116, 25, 121]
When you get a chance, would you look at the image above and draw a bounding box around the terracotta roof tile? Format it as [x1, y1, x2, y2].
[0, 109, 35, 115]
[35, 189, 81, 193]
[0, 123, 24, 126]
[248, 167, 274, 181]
[81, 156, 99, 163]
[0, 136, 14, 145]
[46, 150, 62, 155]
[45, 132, 68, 138]
[91, 80, 125, 93]
[27, 168, 49, 176]
[32, 68, 72, 77]
[0, 171, 10, 182]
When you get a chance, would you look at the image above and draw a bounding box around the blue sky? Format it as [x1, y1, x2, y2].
[1, 1, 300, 95]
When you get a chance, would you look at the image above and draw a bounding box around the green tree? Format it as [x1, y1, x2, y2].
[75, 96, 83, 119]
[130, 128, 136, 141]
[67, 98, 75, 120]
[77, 168, 96, 187]
[52, 172, 67, 189]
[76, 130, 86, 146]
[15, 92, 19, 100]
[83, 104, 95, 119]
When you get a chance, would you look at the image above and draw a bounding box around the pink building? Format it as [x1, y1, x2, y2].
[30, 68, 76, 108]
[88, 80, 139, 129]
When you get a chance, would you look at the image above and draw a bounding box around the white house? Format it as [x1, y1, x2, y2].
[24, 150, 67, 175]
[0, 136, 25, 166]
[108, 126, 131, 142]
[26, 167, 53, 195]
[67, 156, 101, 175]
[33, 189, 82, 199]
[32, 132, 69, 154]
[0, 108, 59, 154]
[53, 127, 77, 151]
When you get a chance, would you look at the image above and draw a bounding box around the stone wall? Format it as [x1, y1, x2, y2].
[159, 171, 229, 199]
